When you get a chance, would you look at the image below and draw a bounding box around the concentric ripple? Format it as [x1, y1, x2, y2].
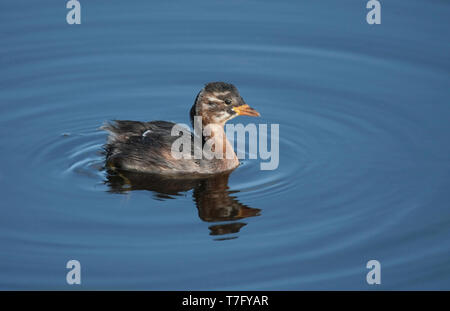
[1, 0, 449, 290]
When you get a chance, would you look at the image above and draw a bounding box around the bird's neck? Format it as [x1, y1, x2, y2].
[201, 123, 239, 169]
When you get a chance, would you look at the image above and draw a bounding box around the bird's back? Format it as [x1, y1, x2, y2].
[102, 120, 201, 174]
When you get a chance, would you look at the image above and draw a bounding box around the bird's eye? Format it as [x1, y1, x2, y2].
[225, 99, 232, 105]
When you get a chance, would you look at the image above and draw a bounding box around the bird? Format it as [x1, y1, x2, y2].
[101, 82, 260, 176]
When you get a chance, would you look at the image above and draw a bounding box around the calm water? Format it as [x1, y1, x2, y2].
[1, 0, 449, 290]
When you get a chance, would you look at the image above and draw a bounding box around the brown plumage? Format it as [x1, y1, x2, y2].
[101, 82, 260, 176]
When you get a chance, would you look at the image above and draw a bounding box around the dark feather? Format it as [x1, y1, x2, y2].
[101, 120, 199, 174]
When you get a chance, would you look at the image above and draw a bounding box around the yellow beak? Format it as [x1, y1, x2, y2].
[232, 104, 260, 117]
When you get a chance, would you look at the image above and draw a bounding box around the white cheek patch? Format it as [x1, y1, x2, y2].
[213, 111, 229, 122]
[217, 111, 227, 118]
[206, 97, 223, 103]
[213, 91, 230, 97]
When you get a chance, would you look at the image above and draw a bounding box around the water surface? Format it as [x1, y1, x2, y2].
[0, 0, 449, 289]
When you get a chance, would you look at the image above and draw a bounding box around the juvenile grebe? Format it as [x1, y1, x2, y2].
[102, 82, 260, 175]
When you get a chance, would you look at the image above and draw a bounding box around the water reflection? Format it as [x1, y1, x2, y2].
[105, 170, 261, 238]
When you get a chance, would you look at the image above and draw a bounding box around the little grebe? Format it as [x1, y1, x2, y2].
[102, 82, 260, 175]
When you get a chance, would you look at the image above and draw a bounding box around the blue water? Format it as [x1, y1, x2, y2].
[1, 0, 449, 290]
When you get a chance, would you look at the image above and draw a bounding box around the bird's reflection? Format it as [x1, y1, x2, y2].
[105, 170, 261, 239]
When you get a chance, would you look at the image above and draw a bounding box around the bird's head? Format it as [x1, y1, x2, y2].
[190, 82, 260, 129]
